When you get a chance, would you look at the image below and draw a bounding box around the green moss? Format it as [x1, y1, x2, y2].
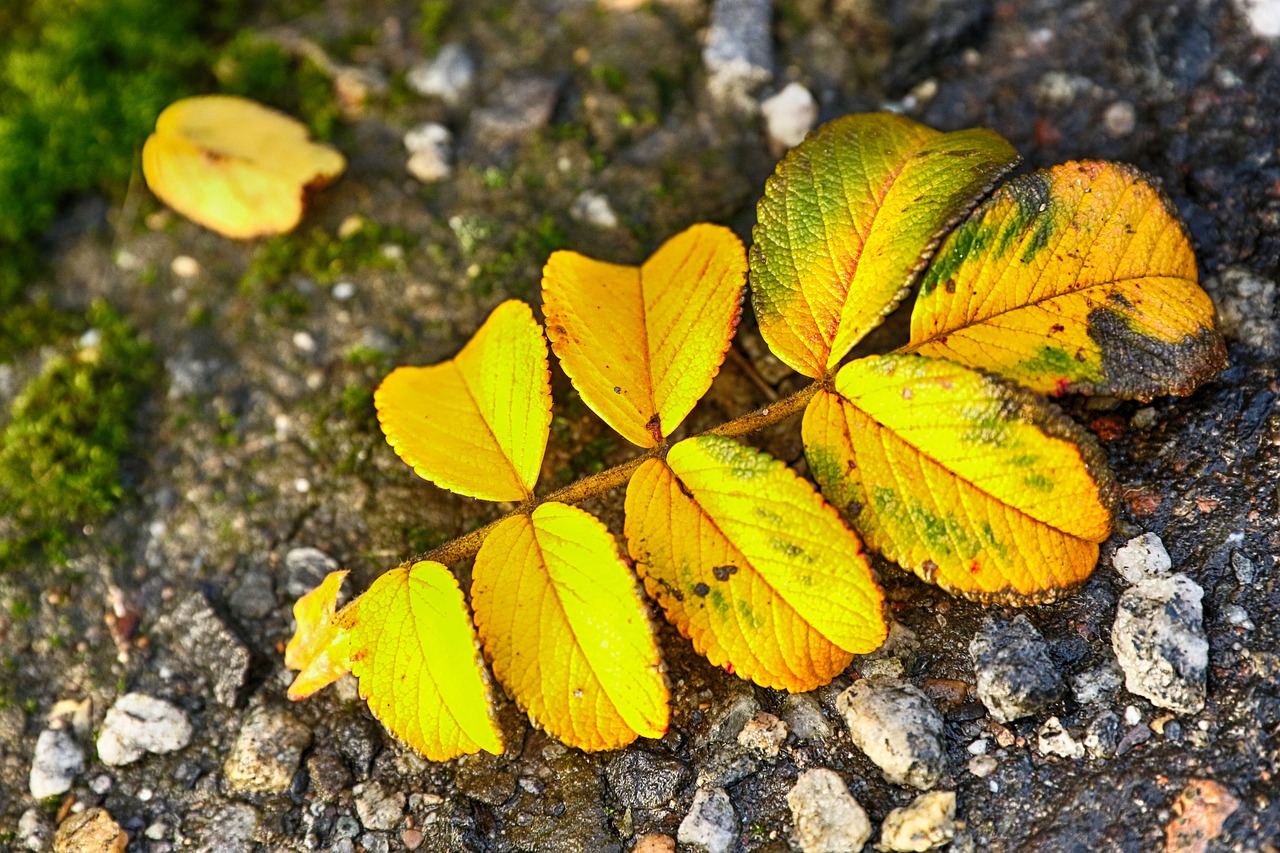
[213, 33, 341, 141]
[0, 302, 157, 570]
[418, 0, 453, 52]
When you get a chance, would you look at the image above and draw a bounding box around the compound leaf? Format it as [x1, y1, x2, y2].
[803, 354, 1116, 603]
[750, 113, 1019, 378]
[625, 435, 886, 691]
[906, 161, 1227, 400]
[142, 95, 346, 239]
[472, 502, 668, 751]
[542, 223, 746, 447]
[376, 300, 552, 501]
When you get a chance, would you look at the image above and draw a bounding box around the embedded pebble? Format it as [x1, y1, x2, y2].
[677, 787, 738, 853]
[1237, 0, 1280, 40]
[967, 755, 998, 778]
[404, 123, 453, 183]
[786, 768, 870, 853]
[1202, 266, 1278, 355]
[1112, 533, 1172, 584]
[285, 547, 342, 598]
[737, 712, 787, 758]
[53, 807, 128, 853]
[1084, 709, 1121, 759]
[228, 569, 276, 621]
[97, 694, 192, 766]
[604, 750, 692, 809]
[1112, 573, 1208, 713]
[1223, 604, 1255, 630]
[1037, 716, 1084, 760]
[1071, 661, 1124, 706]
[779, 693, 833, 742]
[703, 0, 773, 107]
[354, 781, 407, 831]
[170, 255, 200, 278]
[633, 835, 677, 853]
[406, 44, 476, 105]
[570, 191, 619, 229]
[153, 591, 251, 707]
[19, 807, 53, 851]
[836, 677, 946, 790]
[878, 790, 956, 852]
[760, 82, 817, 151]
[472, 77, 560, 144]
[332, 281, 357, 301]
[29, 728, 84, 798]
[1231, 550, 1256, 585]
[223, 706, 313, 793]
[1102, 100, 1137, 137]
[969, 615, 1064, 723]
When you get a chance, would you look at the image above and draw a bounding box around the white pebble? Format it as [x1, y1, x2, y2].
[332, 282, 356, 301]
[171, 255, 200, 278]
[760, 82, 818, 150]
[292, 331, 317, 353]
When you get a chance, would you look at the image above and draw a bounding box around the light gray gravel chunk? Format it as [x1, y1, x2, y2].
[1037, 716, 1084, 759]
[154, 590, 251, 707]
[354, 781, 407, 831]
[29, 728, 84, 798]
[1112, 533, 1172, 584]
[1203, 266, 1278, 355]
[836, 677, 946, 790]
[97, 694, 192, 766]
[472, 77, 559, 144]
[404, 122, 453, 183]
[285, 547, 342, 598]
[703, 0, 773, 106]
[1111, 573, 1209, 714]
[678, 787, 738, 853]
[760, 82, 817, 150]
[406, 44, 476, 105]
[1071, 661, 1124, 706]
[786, 768, 870, 853]
[223, 705, 313, 793]
[779, 693, 833, 743]
[969, 615, 1064, 723]
[878, 790, 956, 852]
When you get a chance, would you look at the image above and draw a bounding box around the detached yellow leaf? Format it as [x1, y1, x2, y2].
[625, 436, 886, 691]
[907, 161, 1227, 400]
[376, 300, 552, 501]
[345, 560, 504, 760]
[285, 570, 351, 699]
[142, 95, 346, 239]
[472, 503, 668, 751]
[803, 354, 1117, 603]
[542, 224, 746, 447]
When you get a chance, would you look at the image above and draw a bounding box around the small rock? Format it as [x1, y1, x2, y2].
[1231, 550, 1255, 585]
[1084, 709, 1120, 759]
[569, 191, 619, 229]
[967, 755, 997, 778]
[836, 677, 946, 790]
[154, 591, 251, 707]
[760, 82, 817, 151]
[877, 790, 956, 852]
[1112, 533, 1172, 584]
[404, 123, 453, 183]
[701, 690, 761, 746]
[604, 750, 692, 809]
[1071, 661, 1124, 706]
[786, 768, 871, 853]
[471, 77, 560, 144]
[969, 615, 1064, 723]
[737, 712, 787, 758]
[53, 808, 127, 853]
[1102, 101, 1137, 137]
[632, 834, 677, 853]
[1112, 573, 1209, 714]
[19, 807, 53, 852]
[401, 828, 424, 851]
[192, 803, 258, 853]
[97, 694, 192, 766]
[677, 787, 738, 853]
[1236, 0, 1280, 38]
[30, 728, 84, 798]
[1165, 779, 1241, 853]
[307, 750, 354, 801]
[1115, 723, 1153, 756]
[223, 705, 313, 794]
[228, 569, 276, 621]
[1222, 604, 1255, 630]
[406, 44, 476, 105]
[1037, 716, 1084, 760]
[285, 547, 342, 598]
[1202, 266, 1279, 355]
[703, 0, 773, 107]
[695, 745, 761, 788]
[332, 281, 357, 301]
[354, 781, 406, 831]
[779, 693, 833, 742]
[170, 255, 200, 279]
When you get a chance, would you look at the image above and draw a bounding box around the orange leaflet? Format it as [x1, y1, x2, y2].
[542, 224, 746, 447]
[625, 435, 886, 691]
[375, 300, 552, 501]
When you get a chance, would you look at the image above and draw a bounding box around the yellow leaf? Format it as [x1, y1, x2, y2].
[906, 161, 1227, 400]
[542, 224, 746, 447]
[803, 354, 1117, 603]
[750, 113, 1019, 378]
[141, 95, 346, 239]
[375, 300, 552, 501]
[345, 560, 504, 760]
[284, 570, 351, 699]
[471, 503, 669, 751]
[625, 436, 886, 691]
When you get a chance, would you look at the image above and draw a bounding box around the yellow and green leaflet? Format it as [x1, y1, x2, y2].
[284, 570, 351, 699]
[625, 435, 886, 691]
[542, 223, 746, 447]
[906, 161, 1226, 399]
[471, 503, 669, 751]
[803, 354, 1116, 603]
[142, 95, 346, 239]
[375, 300, 552, 501]
[750, 113, 1019, 378]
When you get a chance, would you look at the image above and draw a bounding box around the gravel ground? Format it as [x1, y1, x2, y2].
[2, 0, 1278, 851]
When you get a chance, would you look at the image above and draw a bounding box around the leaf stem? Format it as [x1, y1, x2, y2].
[419, 380, 823, 567]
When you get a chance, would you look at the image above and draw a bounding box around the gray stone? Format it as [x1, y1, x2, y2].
[1112, 573, 1209, 714]
[1037, 716, 1084, 760]
[154, 590, 251, 707]
[29, 728, 84, 798]
[677, 787, 738, 853]
[604, 750, 692, 809]
[969, 616, 1064, 723]
[786, 768, 870, 853]
[97, 694, 192, 766]
[405, 123, 453, 183]
[737, 711, 787, 758]
[703, 0, 773, 107]
[700, 690, 760, 746]
[360, 832, 391, 853]
[1231, 550, 1256, 585]
[1070, 661, 1124, 706]
[878, 790, 957, 852]
[1203, 266, 1279, 355]
[223, 705, 312, 793]
[570, 191, 619, 229]
[192, 803, 258, 853]
[354, 781, 406, 831]
[472, 77, 559, 144]
[18, 807, 52, 852]
[285, 547, 342, 598]
[1084, 710, 1121, 759]
[228, 569, 276, 620]
[836, 677, 946, 790]
[695, 744, 761, 788]
[779, 693, 833, 743]
[1112, 533, 1172, 585]
[406, 44, 476, 105]
[760, 82, 817, 151]
[307, 750, 354, 801]
[1237, 0, 1280, 37]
